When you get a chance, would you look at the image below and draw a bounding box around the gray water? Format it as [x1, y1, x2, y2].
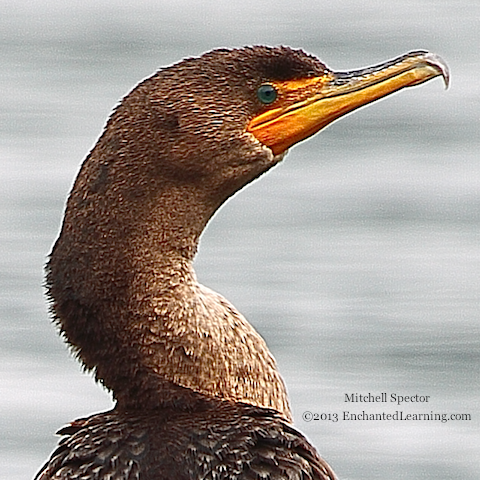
[1, 1, 479, 479]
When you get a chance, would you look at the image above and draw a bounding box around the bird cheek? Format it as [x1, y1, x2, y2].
[151, 108, 181, 132]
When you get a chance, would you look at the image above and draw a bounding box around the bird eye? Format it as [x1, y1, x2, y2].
[257, 84, 278, 104]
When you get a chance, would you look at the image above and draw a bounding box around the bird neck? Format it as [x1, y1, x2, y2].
[48, 172, 292, 421]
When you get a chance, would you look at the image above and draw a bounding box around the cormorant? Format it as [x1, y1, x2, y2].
[36, 46, 448, 480]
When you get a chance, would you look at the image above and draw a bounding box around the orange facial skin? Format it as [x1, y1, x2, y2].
[247, 51, 449, 155]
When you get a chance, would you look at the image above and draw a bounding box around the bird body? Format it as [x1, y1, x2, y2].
[36, 402, 338, 480]
[37, 46, 448, 479]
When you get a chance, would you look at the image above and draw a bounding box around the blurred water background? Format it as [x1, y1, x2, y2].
[1, 1, 479, 479]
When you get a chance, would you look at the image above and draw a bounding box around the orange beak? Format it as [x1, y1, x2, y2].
[247, 51, 449, 155]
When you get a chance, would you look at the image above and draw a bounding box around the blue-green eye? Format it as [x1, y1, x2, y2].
[257, 84, 277, 104]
